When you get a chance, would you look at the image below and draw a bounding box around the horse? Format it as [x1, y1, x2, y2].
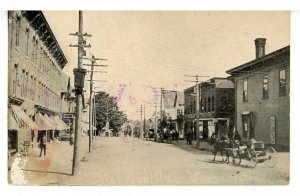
[146, 131, 155, 141]
[161, 128, 171, 143]
[170, 130, 179, 143]
[209, 137, 231, 163]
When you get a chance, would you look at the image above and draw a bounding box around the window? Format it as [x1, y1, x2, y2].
[193, 100, 196, 114]
[263, 75, 269, 99]
[200, 98, 202, 113]
[15, 16, 21, 46]
[13, 64, 18, 96]
[279, 69, 286, 96]
[243, 80, 248, 102]
[212, 96, 215, 111]
[204, 97, 207, 112]
[208, 97, 211, 112]
[25, 27, 29, 56]
[242, 115, 249, 137]
[21, 70, 25, 97]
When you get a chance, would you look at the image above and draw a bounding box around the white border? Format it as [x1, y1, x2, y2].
[1, 4, 300, 196]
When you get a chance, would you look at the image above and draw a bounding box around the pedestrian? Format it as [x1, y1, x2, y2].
[31, 130, 35, 148]
[39, 134, 47, 157]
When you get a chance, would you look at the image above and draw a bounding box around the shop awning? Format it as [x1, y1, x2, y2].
[241, 111, 252, 115]
[11, 105, 38, 130]
[44, 114, 58, 130]
[36, 113, 53, 130]
[54, 116, 69, 130]
[8, 107, 19, 130]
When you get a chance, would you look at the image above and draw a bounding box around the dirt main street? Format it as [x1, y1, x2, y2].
[9, 136, 289, 185]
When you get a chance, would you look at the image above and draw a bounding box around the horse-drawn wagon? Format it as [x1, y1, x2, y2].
[211, 138, 277, 168]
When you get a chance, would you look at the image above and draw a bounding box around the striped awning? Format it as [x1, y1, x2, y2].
[10, 105, 38, 130]
[36, 113, 53, 130]
[54, 116, 69, 130]
[44, 114, 58, 129]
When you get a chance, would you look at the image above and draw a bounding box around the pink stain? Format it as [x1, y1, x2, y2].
[150, 86, 159, 103]
[116, 83, 127, 102]
[128, 95, 137, 105]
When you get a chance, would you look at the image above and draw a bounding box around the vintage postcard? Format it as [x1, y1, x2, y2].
[7, 11, 290, 185]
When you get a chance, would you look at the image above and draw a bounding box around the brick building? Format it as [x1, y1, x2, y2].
[184, 78, 234, 139]
[8, 11, 72, 153]
[226, 38, 290, 147]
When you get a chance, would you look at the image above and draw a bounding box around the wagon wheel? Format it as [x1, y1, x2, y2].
[247, 148, 258, 168]
[263, 147, 277, 168]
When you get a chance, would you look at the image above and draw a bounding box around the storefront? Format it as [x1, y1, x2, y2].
[8, 105, 38, 153]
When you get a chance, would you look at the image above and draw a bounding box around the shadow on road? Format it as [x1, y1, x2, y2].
[22, 169, 72, 176]
[163, 141, 212, 156]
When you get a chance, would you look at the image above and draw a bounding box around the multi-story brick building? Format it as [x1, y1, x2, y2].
[8, 11, 71, 153]
[226, 38, 290, 148]
[184, 77, 235, 139]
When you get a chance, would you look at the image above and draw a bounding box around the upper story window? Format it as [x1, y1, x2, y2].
[200, 98, 202, 113]
[243, 80, 248, 102]
[15, 15, 21, 47]
[263, 75, 269, 99]
[204, 97, 207, 112]
[212, 96, 215, 111]
[279, 69, 287, 96]
[208, 97, 211, 112]
[25, 26, 29, 56]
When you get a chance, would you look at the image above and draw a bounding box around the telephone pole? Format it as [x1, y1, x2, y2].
[184, 75, 209, 148]
[140, 105, 143, 138]
[84, 56, 107, 153]
[69, 11, 91, 176]
[160, 88, 163, 123]
[143, 104, 146, 138]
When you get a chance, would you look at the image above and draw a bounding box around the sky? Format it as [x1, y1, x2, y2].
[43, 11, 290, 120]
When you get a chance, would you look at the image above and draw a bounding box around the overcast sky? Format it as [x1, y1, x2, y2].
[43, 11, 290, 120]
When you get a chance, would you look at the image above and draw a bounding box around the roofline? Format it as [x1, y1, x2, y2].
[23, 11, 68, 68]
[226, 45, 290, 74]
[39, 12, 68, 68]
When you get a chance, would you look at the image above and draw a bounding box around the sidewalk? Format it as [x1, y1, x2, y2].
[8, 137, 84, 185]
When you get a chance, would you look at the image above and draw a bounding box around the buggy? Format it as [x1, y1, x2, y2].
[230, 141, 277, 168]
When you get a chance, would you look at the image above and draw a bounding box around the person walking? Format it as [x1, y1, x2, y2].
[39, 134, 47, 157]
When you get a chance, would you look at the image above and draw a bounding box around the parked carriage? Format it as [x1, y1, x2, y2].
[211, 138, 277, 168]
[230, 141, 277, 168]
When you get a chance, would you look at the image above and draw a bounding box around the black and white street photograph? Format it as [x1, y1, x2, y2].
[6, 11, 290, 186]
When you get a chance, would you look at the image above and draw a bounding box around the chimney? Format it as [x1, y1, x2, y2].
[254, 38, 266, 58]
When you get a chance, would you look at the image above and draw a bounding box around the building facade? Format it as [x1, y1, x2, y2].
[8, 11, 71, 152]
[226, 38, 290, 147]
[184, 78, 235, 139]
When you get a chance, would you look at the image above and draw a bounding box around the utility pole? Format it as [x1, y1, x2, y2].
[93, 91, 96, 136]
[88, 57, 95, 153]
[69, 11, 91, 176]
[140, 104, 143, 138]
[84, 56, 107, 153]
[160, 88, 163, 126]
[184, 75, 209, 148]
[143, 104, 146, 138]
[154, 102, 157, 138]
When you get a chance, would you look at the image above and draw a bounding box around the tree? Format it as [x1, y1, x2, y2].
[94, 91, 128, 133]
